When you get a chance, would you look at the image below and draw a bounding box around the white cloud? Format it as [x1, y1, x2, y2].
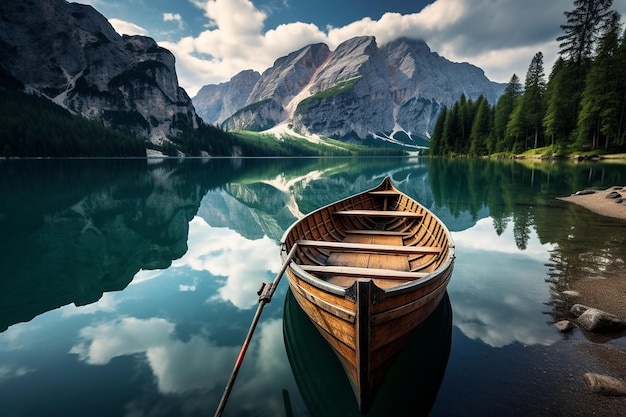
[163, 12, 184, 30]
[159, 0, 579, 96]
[109, 18, 148, 36]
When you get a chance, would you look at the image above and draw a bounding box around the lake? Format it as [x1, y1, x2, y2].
[1, 157, 626, 417]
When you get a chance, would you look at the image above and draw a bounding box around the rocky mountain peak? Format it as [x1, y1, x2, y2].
[193, 69, 261, 125]
[194, 35, 505, 145]
[247, 43, 331, 108]
[0, 0, 199, 145]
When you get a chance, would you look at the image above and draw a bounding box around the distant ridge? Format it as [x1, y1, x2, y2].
[193, 36, 505, 147]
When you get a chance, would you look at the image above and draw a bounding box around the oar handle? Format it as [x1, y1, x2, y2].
[213, 243, 298, 417]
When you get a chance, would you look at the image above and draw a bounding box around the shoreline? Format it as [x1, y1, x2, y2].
[558, 186, 626, 221]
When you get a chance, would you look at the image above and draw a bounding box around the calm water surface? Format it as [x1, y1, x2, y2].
[1, 157, 626, 417]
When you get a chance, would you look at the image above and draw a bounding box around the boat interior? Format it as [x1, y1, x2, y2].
[284, 185, 451, 289]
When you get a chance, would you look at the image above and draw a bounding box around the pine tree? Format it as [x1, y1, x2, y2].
[616, 28, 626, 146]
[505, 96, 526, 153]
[557, 0, 614, 66]
[469, 96, 492, 156]
[494, 74, 522, 151]
[577, 11, 624, 149]
[522, 52, 547, 149]
[429, 106, 447, 155]
[543, 58, 575, 148]
[443, 99, 463, 155]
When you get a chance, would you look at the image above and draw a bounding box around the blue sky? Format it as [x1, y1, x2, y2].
[78, 0, 626, 97]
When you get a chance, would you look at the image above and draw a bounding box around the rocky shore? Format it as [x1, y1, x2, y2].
[557, 186, 626, 404]
[558, 186, 626, 221]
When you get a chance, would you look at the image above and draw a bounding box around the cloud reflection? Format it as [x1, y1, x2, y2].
[173, 216, 281, 309]
[0, 365, 34, 381]
[69, 314, 292, 411]
[60, 292, 120, 317]
[69, 316, 238, 393]
[449, 218, 558, 348]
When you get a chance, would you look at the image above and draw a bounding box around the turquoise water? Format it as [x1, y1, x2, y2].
[1, 157, 625, 417]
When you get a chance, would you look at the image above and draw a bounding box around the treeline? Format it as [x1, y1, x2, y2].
[0, 88, 146, 158]
[430, 0, 626, 156]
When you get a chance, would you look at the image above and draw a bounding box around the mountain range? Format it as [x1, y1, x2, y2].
[193, 36, 505, 146]
[1, 0, 504, 152]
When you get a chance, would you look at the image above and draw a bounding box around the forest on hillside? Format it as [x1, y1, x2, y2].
[0, 89, 146, 158]
[429, 0, 626, 156]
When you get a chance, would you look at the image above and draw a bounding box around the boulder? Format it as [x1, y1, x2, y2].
[570, 303, 590, 317]
[571, 304, 626, 332]
[562, 290, 581, 298]
[574, 189, 596, 196]
[584, 373, 626, 396]
[606, 191, 622, 199]
[554, 320, 575, 333]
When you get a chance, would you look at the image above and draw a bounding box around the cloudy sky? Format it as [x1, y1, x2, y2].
[78, 0, 626, 97]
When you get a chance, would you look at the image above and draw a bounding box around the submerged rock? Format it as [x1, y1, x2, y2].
[584, 373, 626, 396]
[562, 290, 581, 299]
[571, 304, 626, 332]
[574, 189, 596, 196]
[554, 320, 575, 333]
[606, 191, 622, 199]
[570, 304, 590, 317]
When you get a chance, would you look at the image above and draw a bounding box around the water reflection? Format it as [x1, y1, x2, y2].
[451, 217, 558, 347]
[284, 289, 452, 417]
[1, 157, 626, 417]
[154, 215, 281, 309]
[0, 159, 207, 331]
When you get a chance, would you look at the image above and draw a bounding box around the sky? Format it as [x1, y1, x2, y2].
[77, 0, 626, 98]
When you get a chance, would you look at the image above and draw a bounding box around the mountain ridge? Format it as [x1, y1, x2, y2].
[194, 36, 505, 146]
[0, 0, 200, 146]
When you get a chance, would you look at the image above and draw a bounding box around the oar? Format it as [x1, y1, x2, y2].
[213, 244, 298, 417]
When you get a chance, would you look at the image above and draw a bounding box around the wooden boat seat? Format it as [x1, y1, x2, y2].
[344, 230, 412, 236]
[333, 210, 423, 218]
[300, 265, 429, 280]
[296, 239, 442, 254]
[368, 191, 400, 196]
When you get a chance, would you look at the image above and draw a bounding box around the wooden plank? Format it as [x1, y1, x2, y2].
[368, 191, 400, 196]
[344, 230, 412, 236]
[296, 239, 442, 254]
[300, 265, 428, 280]
[367, 253, 410, 271]
[333, 209, 423, 218]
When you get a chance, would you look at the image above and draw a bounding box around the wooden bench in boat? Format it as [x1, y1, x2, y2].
[333, 210, 423, 218]
[299, 264, 429, 280]
[368, 191, 400, 196]
[344, 230, 412, 236]
[296, 239, 442, 254]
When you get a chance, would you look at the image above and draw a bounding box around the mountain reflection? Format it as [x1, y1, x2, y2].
[1, 156, 625, 338]
[3, 156, 626, 417]
[0, 159, 208, 331]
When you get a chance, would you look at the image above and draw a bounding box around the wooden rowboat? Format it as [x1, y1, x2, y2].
[279, 176, 455, 413]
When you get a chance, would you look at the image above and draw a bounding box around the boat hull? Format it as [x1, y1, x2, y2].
[280, 177, 455, 412]
[283, 288, 453, 416]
